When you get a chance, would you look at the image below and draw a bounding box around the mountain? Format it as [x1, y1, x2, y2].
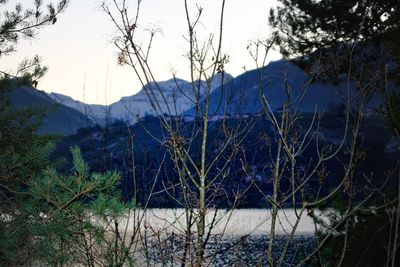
[48, 92, 107, 124]
[185, 59, 386, 115]
[8, 86, 93, 135]
[109, 72, 233, 123]
[48, 73, 233, 124]
[47, 58, 390, 125]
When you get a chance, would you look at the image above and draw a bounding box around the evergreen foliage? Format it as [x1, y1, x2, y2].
[0, 2, 138, 265]
[0, 70, 59, 264]
[0, 79, 56, 210]
[0, 142, 135, 265]
[0, 80, 135, 265]
[0, 0, 70, 209]
[269, 0, 400, 57]
[0, 0, 69, 85]
[25, 147, 132, 266]
[0, 0, 68, 56]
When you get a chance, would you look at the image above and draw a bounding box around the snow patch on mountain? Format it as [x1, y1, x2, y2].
[109, 72, 233, 123]
[48, 92, 107, 123]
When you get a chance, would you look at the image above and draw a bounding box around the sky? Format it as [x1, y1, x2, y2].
[0, 0, 281, 105]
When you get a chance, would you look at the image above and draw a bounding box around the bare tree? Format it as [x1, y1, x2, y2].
[98, 1, 400, 266]
[101, 0, 263, 265]
[244, 26, 399, 266]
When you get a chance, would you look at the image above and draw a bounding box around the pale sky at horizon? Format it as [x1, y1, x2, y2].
[0, 0, 281, 105]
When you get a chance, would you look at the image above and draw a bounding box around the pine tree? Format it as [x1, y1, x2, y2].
[0, 1, 69, 264]
[0, 0, 70, 222]
[269, 0, 399, 57]
[269, 0, 400, 135]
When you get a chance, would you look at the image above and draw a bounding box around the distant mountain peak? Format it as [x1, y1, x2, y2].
[109, 72, 233, 123]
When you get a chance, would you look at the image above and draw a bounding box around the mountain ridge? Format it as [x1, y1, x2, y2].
[48, 72, 234, 123]
[8, 85, 93, 135]
[46, 58, 393, 126]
